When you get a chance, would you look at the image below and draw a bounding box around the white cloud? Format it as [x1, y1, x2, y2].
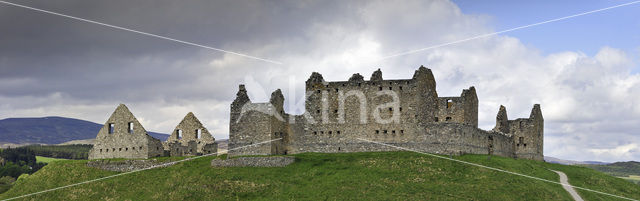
[1, 0, 638, 162]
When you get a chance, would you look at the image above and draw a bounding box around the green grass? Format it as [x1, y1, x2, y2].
[35, 156, 68, 163]
[2, 152, 639, 200]
[618, 175, 640, 185]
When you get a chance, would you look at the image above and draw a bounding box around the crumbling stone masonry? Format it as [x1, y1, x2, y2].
[228, 66, 544, 161]
[88, 104, 164, 159]
[211, 156, 295, 167]
[89, 105, 218, 159]
[163, 112, 218, 156]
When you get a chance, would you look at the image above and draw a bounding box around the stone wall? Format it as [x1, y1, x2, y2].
[436, 87, 478, 127]
[87, 159, 174, 172]
[229, 98, 275, 156]
[211, 156, 295, 167]
[509, 104, 544, 160]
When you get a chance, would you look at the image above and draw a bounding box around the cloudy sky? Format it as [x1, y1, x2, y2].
[1, 0, 639, 162]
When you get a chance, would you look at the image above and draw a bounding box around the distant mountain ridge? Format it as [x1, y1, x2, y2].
[0, 116, 169, 145]
[544, 156, 609, 165]
[584, 161, 640, 177]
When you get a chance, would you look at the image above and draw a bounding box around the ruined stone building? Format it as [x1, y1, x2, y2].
[88, 104, 165, 159]
[163, 112, 218, 156]
[88, 105, 217, 160]
[228, 66, 544, 161]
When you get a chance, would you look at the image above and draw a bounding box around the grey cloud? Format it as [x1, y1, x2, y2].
[1, 0, 639, 162]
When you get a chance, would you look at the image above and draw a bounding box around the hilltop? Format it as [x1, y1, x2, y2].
[1, 152, 639, 200]
[0, 117, 169, 146]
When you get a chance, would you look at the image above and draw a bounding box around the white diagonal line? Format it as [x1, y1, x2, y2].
[0, 0, 283, 65]
[356, 138, 638, 201]
[1, 138, 282, 201]
[379, 0, 640, 61]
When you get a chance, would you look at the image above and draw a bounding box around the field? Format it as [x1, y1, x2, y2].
[1, 152, 639, 200]
[35, 156, 68, 163]
[619, 175, 640, 185]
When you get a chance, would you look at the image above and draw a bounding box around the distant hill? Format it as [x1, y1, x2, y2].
[0, 117, 169, 145]
[583, 161, 640, 185]
[584, 161, 640, 177]
[544, 156, 609, 165]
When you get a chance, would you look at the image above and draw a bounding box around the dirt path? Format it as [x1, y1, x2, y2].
[552, 170, 585, 201]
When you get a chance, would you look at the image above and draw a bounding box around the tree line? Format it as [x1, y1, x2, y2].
[0, 147, 46, 179]
[23, 144, 92, 160]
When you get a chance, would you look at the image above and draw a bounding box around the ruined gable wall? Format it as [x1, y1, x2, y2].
[89, 105, 163, 159]
[166, 113, 217, 155]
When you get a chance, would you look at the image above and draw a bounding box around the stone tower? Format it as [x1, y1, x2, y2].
[493, 105, 510, 134]
[491, 104, 544, 160]
[88, 104, 164, 159]
[228, 85, 287, 156]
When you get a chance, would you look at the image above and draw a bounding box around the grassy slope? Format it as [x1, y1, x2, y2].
[1, 152, 639, 201]
[35, 156, 68, 163]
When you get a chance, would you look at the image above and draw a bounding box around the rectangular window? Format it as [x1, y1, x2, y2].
[196, 129, 202, 139]
[128, 122, 134, 134]
[177, 129, 183, 139]
[108, 123, 114, 134]
[337, 131, 341, 134]
[376, 130, 379, 134]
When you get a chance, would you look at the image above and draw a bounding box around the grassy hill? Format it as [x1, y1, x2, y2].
[584, 161, 640, 177]
[584, 161, 640, 185]
[1, 152, 639, 200]
[35, 156, 68, 163]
